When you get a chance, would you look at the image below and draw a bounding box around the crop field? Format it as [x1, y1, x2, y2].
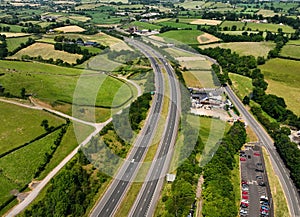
[229, 73, 253, 99]
[0, 101, 64, 155]
[0, 60, 133, 108]
[163, 47, 195, 57]
[280, 44, 300, 59]
[12, 42, 82, 64]
[54, 25, 86, 33]
[199, 42, 275, 58]
[259, 58, 300, 116]
[178, 58, 211, 70]
[0, 130, 61, 205]
[197, 33, 220, 44]
[256, 9, 277, 17]
[182, 70, 215, 88]
[123, 21, 160, 31]
[6, 36, 33, 52]
[68, 15, 91, 22]
[190, 19, 222, 25]
[0, 32, 29, 38]
[159, 30, 203, 45]
[220, 21, 295, 33]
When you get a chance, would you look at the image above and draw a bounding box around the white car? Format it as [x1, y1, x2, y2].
[241, 199, 249, 204]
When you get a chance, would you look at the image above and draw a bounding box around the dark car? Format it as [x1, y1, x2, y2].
[255, 169, 264, 172]
[259, 181, 266, 186]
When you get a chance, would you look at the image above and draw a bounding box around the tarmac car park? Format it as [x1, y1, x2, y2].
[239, 145, 273, 217]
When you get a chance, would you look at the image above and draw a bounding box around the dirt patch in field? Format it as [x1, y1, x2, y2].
[0, 32, 30, 38]
[54, 25, 86, 33]
[197, 33, 220, 44]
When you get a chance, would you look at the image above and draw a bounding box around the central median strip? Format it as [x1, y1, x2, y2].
[114, 67, 170, 217]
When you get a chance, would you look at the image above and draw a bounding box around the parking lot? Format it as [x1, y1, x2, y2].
[240, 144, 273, 217]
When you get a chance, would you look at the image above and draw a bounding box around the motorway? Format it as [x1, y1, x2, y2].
[225, 86, 300, 217]
[90, 38, 175, 216]
[128, 41, 181, 217]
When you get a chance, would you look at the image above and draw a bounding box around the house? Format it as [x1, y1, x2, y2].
[84, 41, 99, 47]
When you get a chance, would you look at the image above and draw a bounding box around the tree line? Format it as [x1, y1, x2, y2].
[23, 150, 109, 217]
[202, 121, 246, 217]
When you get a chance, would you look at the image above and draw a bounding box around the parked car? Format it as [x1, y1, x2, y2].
[242, 191, 248, 195]
[254, 152, 261, 156]
[242, 195, 249, 199]
[257, 162, 262, 166]
[255, 168, 264, 172]
[240, 157, 246, 161]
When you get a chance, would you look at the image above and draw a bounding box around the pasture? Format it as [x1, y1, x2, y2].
[259, 58, 300, 116]
[199, 42, 275, 58]
[220, 21, 295, 33]
[0, 101, 64, 156]
[157, 21, 197, 30]
[12, 42, 82, 64]
[0, 60, 133, 108]
[280, 44, 300, 59]
[0, 130, 61, 205]
[6, 36, 33, 52]
[159, 30, 203, 45]
[54, 25, 86, 33]
[229, 73, 253, 99]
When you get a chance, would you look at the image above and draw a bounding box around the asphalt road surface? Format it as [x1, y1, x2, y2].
[89, 39, 170, 217]
[225, 86, 300, 217]
[128, 43, 181, 217]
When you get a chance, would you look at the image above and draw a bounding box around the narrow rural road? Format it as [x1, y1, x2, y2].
[225, 86, 300, 217]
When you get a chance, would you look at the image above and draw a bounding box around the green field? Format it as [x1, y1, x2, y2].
[259, 58, 300, 116]
[0, 24, 25, 33]
[158, 21, 197, 30]
[0, 130, 61, 205]
[0, 101, 65, 156]
[123, 21, 160, 30]
[280, 44, 300, 59]
[159, 30, 203, 45]
[229, 73, 253, 99]
[0, 60, 133, 108]
[200, 42, 275, 58]
[220, 21, 295, 33]
[6, 36, 33, 52]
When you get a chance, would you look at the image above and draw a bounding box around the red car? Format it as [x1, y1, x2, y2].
[242, 191, 248, 195]
[254, 152, 261, 156]
[240, 157, 246, 161]
[242, 195, 249, 199]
